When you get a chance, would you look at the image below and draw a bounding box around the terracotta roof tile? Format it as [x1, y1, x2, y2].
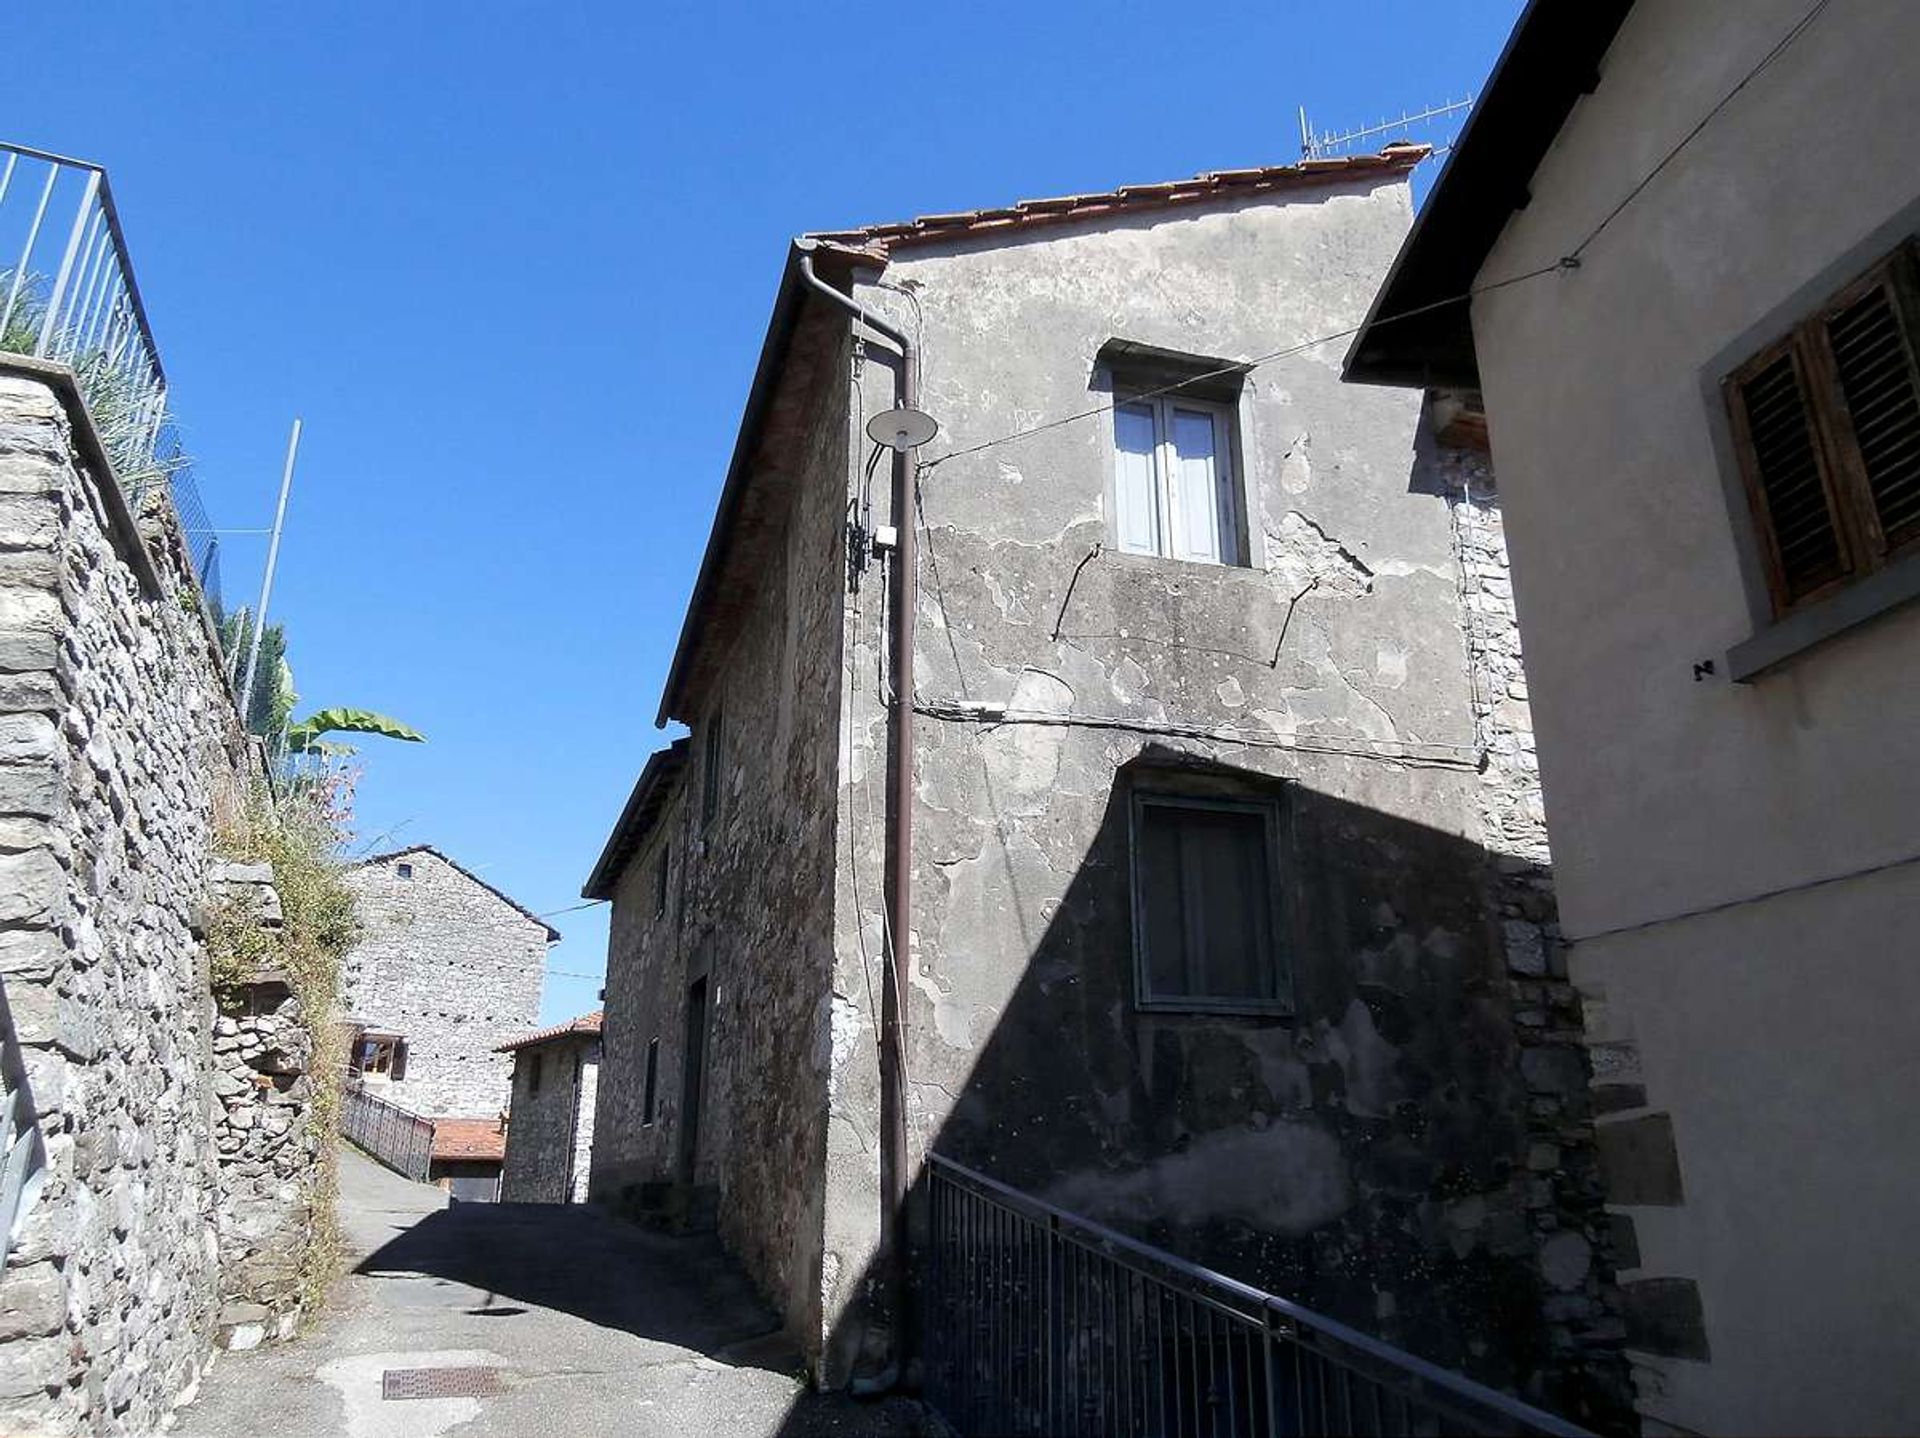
[432, 1118, 505, 1162]
[806, 146, 1428, 256]
[495, 1010, 603, 1054]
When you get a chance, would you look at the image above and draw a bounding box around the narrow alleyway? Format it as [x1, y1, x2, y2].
[179, 1149, 926, 1438]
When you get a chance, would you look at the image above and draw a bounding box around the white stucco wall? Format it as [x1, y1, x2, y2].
[1467, 2, 1920, 1432]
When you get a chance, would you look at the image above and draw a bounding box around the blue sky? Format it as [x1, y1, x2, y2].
[11, 1, 1520, 1023]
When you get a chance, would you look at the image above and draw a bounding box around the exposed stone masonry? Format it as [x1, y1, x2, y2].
[341, 847, 550, 1121]
[587, 315, 853, 1365]
[209, 941, 318, 1350]
[500, 1034, 599, 1204]
[1443, 440, 1632, 1420]
[0, 364, 296, 1434]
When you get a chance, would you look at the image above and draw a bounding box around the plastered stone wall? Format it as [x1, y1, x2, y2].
[589, 179, 1622, 1421]
[341, 848, 548, 1120]
[500, 1036, 597, 1203]
[817, 180, 1625, 1424]
[0, 365, 275, 1434]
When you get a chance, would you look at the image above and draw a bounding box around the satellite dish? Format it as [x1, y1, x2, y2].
[867, 407, 939, 451]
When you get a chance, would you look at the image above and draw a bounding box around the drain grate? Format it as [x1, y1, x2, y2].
[380, 1366, 502, 1401]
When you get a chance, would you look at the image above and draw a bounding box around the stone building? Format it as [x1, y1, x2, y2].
[587, 150, 1624, 1426]
[341, 844, 556, 1121]
[1346, 2, 1920, 1433]
[498, 1011, 601, 1204]
[0, 360, 323, 1433]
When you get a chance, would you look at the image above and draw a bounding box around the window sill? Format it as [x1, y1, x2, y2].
[1107, 548, 1255, 574]
[1136, 997, 1293, 1020]
[1727, 547, 1920, 681]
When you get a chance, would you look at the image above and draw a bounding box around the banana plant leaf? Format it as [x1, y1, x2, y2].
[286, 708, 426, 754]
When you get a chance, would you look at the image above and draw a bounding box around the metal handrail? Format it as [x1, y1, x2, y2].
[0, 141, 165, 384]
[0, 139, 225, 621]
[1, 140, 169, 492]
[924, 1154, 1592, 1438]
[0, 985, 47, 1278]
[339, 1078, 436, 1183]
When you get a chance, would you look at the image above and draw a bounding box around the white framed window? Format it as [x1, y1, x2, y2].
[1112, 396, 1242, 564]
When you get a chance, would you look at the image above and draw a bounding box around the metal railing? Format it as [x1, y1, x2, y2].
[0, 144, 166, 479]
[0, 141, 223, 615]
[340, 1079, 435, 1183]
[0, 985, 47, 1278]
[923, 1156, 1591, 1438]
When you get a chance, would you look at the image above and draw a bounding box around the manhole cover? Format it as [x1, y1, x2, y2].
[380, 1366, 502, 1401]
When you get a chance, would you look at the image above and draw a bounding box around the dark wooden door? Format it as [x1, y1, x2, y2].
[678, 977, 708, 1184]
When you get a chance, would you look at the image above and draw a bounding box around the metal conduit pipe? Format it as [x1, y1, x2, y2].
[796, 244, 918, 1394]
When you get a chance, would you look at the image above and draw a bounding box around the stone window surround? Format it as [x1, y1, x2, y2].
[1704, 196, 1920, 681]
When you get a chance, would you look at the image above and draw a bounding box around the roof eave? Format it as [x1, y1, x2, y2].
[581, 740, 689, 901]
[1341, 0, 1637, 390]
[654, 241, 875, 730]
[355, 843, 561, 942]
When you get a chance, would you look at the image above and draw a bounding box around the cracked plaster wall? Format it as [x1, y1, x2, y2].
[826, 179, 1625, 1424]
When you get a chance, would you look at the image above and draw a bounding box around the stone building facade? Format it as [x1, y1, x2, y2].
[498, 1012, 600, 1204]
[588, 154, 1623, 1426]
[341, 845, 555, 1121]
[0, 361, 321, 1434]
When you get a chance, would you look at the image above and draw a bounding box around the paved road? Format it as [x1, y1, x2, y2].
[179, 1148, 927, 1438]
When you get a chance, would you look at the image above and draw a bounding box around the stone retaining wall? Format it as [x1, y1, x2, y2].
[0, 362, 310, 1434]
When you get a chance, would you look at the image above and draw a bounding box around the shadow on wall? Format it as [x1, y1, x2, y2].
[775, 745, 1619, 1434]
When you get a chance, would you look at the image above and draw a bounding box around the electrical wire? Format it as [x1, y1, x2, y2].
[917, 264, 1562, 473]
[536, 899, 604, 919]
[1564, 0, 1831, 263]
[916, 0, 1835, 475]
[913, 697, 1483, 770]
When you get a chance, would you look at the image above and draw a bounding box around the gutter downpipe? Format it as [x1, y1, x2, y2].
[797, 244, 916, 1394]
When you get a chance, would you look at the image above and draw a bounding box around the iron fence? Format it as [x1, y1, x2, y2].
[340, 1079, 435, 1183]
[923, 1155, 1591, 1438]
[0, 985, 47, 1278]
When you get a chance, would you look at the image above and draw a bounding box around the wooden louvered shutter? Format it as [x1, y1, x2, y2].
[1726, 340, 1851, 610]
[1816, 253, 1920, 557]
